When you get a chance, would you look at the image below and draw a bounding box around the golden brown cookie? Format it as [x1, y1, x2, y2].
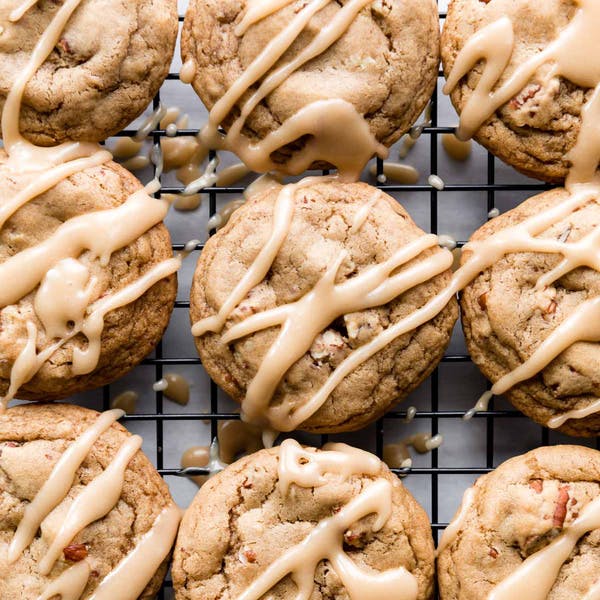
[0, 403, 179, 599]
[437, 445, 600, 599]
[441, 0, 593, 183]
[181, 0, 439, 171]
[0, 152, 177, 402]
[0, 0, 178, 144]
[460, 188, 600, 437]
[173, 440, 435, 599]
[190, 180, 458, 434]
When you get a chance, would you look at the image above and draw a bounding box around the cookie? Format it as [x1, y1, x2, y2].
[441, 0, 598, 183]
[0, 152, 177, 405]
[0, 403, 180, 599]
[173, 439, 435, 600]
[190, 179, 458, 434]
[437, 445, 600, 600]
[0, 0, 178, 144]
[181, 0, 439, 176]
[460, 188, 600, 437]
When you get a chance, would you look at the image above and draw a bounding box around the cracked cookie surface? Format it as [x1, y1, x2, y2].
[0, 403, 175, 599]
[172, 445, 435, 600]
[0, 152, 177, 401]
[437, 445, 600, 600]
[190, 181, 458, 433]
[442, 0, 588, 183]
[460, 188, 600, 436]
[181, 0, 439, 168]
[0, 0, 178, 144]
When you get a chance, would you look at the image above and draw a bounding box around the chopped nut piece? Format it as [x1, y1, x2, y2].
[529, 479, 543, 494]
[63, 544, 88, 562]
[478, 292, 488, 310]
[243, 549, 257, 563]
[509, 84, 541, 109]
[552, 485, 570, 528]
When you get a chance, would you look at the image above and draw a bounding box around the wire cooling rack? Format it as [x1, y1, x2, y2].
[54, 2, 600, 598]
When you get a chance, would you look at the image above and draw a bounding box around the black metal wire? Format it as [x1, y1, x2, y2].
[116, 6, 599, 598]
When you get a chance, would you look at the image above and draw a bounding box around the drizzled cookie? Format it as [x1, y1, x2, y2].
[181, 0, 440, 178]
[173, 439, 435, 600]
[190, 179, 458, 434]
[442, 0, 600, 183]
[461, 188, 600, 437]
[0, 404, 180, 599]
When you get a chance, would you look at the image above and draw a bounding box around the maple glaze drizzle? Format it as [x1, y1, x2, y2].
[235, 440, 418, 600]
[487, 492, 600, 600]
[6, 409, 180, 599]
[443, 0, 600, 424]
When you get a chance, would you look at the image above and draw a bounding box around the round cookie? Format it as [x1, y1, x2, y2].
[460, 188, 600, 437]
[181, 0, 439, 170]
[173, 440, 435, 600]
[0, 403, 179, 599]
[441, 0, 592, 183]
[190, 180, 458, 434]
[437, 445, 600, 599]
[0, 0, 178, 145]
[0, 152, 177, 402]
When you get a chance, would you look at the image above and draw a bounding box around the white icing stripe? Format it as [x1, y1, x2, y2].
[8, 409, 124, 563]
[229, 0, 376, 137]
[199, 0, 387, 179]
[192, 180, 304, 336]
[205, 0, 331, 131]
[235, 0, 298, 36]
[39, 435, 143, 575]
[3, 0, 86, 159]
[87, 504, 181, 600]
[583, 579, 600, 600]
[37, 561, 91, 600]
[232, 234, 450, 430]
[9, 0, 40, 22]
[73, 256, 181, 375]
[443, 0, 600, 187]
[489, 296, 600, 397]
[0, 257, 179, 410]
[350, 196, 378, 233]
[487, 492, 600, 600]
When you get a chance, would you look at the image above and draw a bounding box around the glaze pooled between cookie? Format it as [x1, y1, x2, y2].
[182, 0, 440, 178]
[173, 439, 435, 599]
[437, 445, 600, 599]
[0, 404, 180, 599]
